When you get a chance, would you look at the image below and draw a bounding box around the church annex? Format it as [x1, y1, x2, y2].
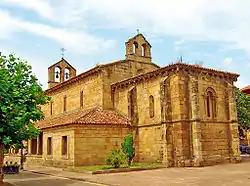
[25, 34, 240, 167]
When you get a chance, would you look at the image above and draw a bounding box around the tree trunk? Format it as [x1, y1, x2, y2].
[0, 140, 4, 184]
[20, 148, 24, 170]
[128, 158, 132, 166]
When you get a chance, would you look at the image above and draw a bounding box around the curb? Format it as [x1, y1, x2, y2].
[22, 169, 118, 186]
[64, 166, 166, 175]
[92, 166, 166, 174]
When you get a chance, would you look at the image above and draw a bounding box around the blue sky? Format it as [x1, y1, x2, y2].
[1, 0, 250, 89]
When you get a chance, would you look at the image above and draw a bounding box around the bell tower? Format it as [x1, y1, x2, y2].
[125, 33, 152, 63]
[48, 58, 76, 89]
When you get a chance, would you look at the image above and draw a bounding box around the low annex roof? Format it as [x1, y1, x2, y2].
[241, 85, 250, 91]
[36, 108, 131, 129]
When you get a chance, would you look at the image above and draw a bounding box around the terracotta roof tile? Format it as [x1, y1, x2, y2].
[241, 85, 250, 91]
[111, 62, 239, 88]
[75, 109, 131, 125]
[36, 108, 131, 129]
[46, 59, 159, 94]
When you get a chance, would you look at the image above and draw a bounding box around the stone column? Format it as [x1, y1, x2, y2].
[160, 81, 168, 165]
[227, 85, 240, 162]
[190, 77, 203, 166]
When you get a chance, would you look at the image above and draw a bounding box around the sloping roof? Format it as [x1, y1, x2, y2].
[125, 33, 152, 47]
[36, 108, 131, 129]
[48, 58, 76, 71]
[111, 62, 240, 88]
[45, 59, 159, 94]
[241, 85, 250, 91]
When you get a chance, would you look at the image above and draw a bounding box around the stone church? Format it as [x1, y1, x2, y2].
[25, 33, 240, 168]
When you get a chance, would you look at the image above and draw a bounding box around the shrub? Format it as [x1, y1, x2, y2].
[105, 148, 127, 168]
[121, 133, 135, 166]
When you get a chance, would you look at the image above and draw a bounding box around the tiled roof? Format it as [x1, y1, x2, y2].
[45, 59, 159, 94]
[241, 85, 250, 91]
[111, 62, 239, 88]
[36, 108, 131, 129]
[75, 109, 131, 125]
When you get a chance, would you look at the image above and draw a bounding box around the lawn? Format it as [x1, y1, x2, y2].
[73, 163, 164, 172]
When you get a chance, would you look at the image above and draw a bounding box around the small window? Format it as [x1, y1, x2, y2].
[80, 91, 83, 107]
[133, 42, 138, 54]
[64, 68, 70, 81]
[31, 138, 37, 155]
[50, 102, 53, 116]
[142, 44, 146, 56]
[54, 67, 61, 82]
[61, 136, 68, 155]
[14, 148, 19, 154]
[63, 95, 67, 112]
[47, 137, 52, 155]
[205, 88, 217, 118]
[149, 95, 155, 118]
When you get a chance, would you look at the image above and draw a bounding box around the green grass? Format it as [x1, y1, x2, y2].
[73, 163, 164, 172]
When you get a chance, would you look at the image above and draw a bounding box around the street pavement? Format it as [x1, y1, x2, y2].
[4, 156, 250, 186]
[4, 171, 110, 186]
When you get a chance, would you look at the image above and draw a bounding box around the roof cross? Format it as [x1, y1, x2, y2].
[60, 48, 66, 59]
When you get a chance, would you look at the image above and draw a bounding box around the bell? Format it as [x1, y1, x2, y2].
[65, 72, 69, 79]
[55, 71, 59, 78]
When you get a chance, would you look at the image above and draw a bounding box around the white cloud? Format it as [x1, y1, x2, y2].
[234, 77, 248, 89]
[2, 0, 250, 88]
[0, 0, 54, 19]
[0, 44, 48, 89]
[174, 39, 185, 51]
[0, 9, 115, 54]
[46, 0, 250, 55]
[174, 39, 185, 46]
[0, 10, 18, 39]
[4, 0, 250, 55]
[224, 57, 233, 64]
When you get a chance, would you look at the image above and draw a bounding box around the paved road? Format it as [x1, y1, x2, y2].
[4, 171, 108, 186]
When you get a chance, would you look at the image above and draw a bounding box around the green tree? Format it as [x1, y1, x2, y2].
[0, 54, 50, 183]
[235, 88, 250, 136]
[121, 133, 135, 166]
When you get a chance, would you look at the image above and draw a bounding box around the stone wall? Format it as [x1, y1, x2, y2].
[48, 59, 77, 88]
[102, 60, 158, 109]
[136, 125, 164, 163]
[113, 68, 239, 167]
[42, 72, 103, 117]
[200, 122, 230, 165]
[125, 34, 152, 63]
[4, 154, 21, 165]
[26, 127, 75, 168]
[74, 125, 132, 166]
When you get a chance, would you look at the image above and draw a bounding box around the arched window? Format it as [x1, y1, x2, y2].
[149, 95, 154, 118]
[54, 67, 61, 82]
[80, 90, 83, 107]
[63, 95, 67, 112]
[64, 68, 70, 81]
[133, 42, 138, 54]
[205, 88, 216, 118]
[50, 101, 53, 116]
[142, 44, 146, 56]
